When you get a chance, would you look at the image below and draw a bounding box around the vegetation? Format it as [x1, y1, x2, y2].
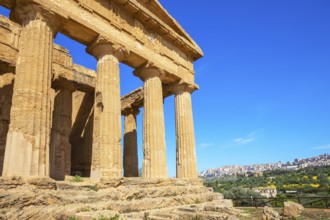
[204, 166, 330, 208]
[72, 175, 83, 182]
[88, 185, 99, 191]
[222, 186, 266, 206]
[109, 215, 120, 220]
[204, 166, 330, 195]
[222, 186, 264, 199]
[68, 214, 119, 220]
[238, 207, 330, 220]
[93, 215, 120, 220]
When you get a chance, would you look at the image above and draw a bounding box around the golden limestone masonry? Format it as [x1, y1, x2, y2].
[0, 0, 240, 219]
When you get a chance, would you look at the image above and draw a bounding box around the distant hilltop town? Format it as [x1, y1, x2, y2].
[200, 153, 330, 178]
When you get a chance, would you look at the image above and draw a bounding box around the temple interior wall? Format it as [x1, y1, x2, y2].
[50, 88, 73, 180]
[0, 80, 13, 175]
[70, 91, 94, 177]
[0, 74, 96, 178]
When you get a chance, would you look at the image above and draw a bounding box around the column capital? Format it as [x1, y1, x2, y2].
[87, 35, 129, 61]
[11, 1, 60, 33]
[170, 81, 199, 95]
[123, 107, 140, 117]
[133, 62, 165, 81]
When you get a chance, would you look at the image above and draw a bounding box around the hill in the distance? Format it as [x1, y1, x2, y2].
[200, 153, 330, 178]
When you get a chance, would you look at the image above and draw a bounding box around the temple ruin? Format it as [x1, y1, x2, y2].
[0, 1, 244, 219]
[0, 0, 202, 180]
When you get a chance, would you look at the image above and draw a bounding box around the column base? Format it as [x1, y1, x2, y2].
[3, 131, 46, 177]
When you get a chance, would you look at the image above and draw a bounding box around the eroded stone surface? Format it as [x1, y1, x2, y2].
[50, 88, 73, 180]
[3, 2, 58, 176]
[173, 83, 198, 178]
[88, 39, 125, 180]
[283, 201, 304, 218]
[0, 177, 239, 220]
[135, 65, 168, 178]
[262, 206, 280, 220]
[0, 75, 13, 175]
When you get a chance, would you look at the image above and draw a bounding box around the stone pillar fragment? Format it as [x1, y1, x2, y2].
[50, 88, 73, 180]
[134, 64, 168, 178]
[3, 2, 59, 177]
[87, 37, 128, 179]
[123, 108, 139, 177]
[173, 84, 198, 178]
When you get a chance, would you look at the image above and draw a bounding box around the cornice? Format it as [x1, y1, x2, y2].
[113, 0, 203, 60]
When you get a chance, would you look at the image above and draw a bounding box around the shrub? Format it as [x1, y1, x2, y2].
[72, 175, 83, 182]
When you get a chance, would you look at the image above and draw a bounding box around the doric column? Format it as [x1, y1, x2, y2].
[3, 2, 59, 177]
[172, 83, 198, 178]
[123, 108, 139, 177]
[134, 64, 168, 178]
[87, 36, 128, 179]
[50, 87, 74, 180]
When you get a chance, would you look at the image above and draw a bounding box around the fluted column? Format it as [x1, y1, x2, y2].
[50, 87, 74, 180]
[3, 2, 59, 177]
[134, 64, 168, 178]
[123, 108, 139, 177]
[173, 83, 198, 178]
[87, 36, 128, 179]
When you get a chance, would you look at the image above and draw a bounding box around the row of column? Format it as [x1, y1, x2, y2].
[2, 1, 198, 179]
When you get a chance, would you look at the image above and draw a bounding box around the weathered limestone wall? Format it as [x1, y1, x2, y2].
[70, 91, 94, 177]
[121, 87, 144, 113]
[52, 46, 96, 93]
[50, 88, 73, 180]
[0, 73, 14, 175]
[0, 15, 19, 67]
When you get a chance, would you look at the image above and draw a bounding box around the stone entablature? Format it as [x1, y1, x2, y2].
[0, 14, 172, 115]
[0, 14, 96, 92]
[0, 0, 202, 180]
[0, 14, 19, 69]
[0, 0, 202, 85]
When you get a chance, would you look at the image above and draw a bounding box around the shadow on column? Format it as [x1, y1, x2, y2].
[0, 82, 13, 176]
[50, 88, 73, 180]
[70, 91, 94, 177]
[124, 129, 139, 177]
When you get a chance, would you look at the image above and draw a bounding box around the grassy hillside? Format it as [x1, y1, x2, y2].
[204, 166, 330, 195]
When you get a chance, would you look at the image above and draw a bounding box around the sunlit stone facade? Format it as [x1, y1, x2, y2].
[0, 0, 202, 180]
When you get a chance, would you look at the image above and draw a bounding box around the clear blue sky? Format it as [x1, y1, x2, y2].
[1, 1, 329, 177]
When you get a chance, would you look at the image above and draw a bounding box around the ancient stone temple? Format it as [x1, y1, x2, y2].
[0, 0, 201, 180]
[0, 1, 240, 219]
